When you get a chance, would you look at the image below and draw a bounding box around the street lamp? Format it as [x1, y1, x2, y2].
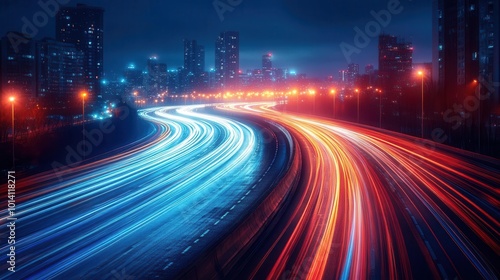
[474, 79, 481, 152]
[355, 88, 360, 122]
[330, 89, 336, 118]
[292, 89, 298, 111]
[81, 92, 87, 159]
[308, 89, 316, 113]
[9, 96, 15, 168]
[377, 89, 383, 128]
[418, 71, 424, 138]
[81, 92, 87, 123]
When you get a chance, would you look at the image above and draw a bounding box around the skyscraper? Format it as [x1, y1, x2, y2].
[378, 34, 413, 91]
[433, 0, 499, 104]
[184, 40, 205, 75]
[215, 31, 239, 89]
[0, 32, 37, 101]
[36, 38, 84, 112]
[433, 0, 499, 151]
[145, 57, 167, 97]
[56, 4, 104, 100]
[262, 53, 272, 83]
[124, 64, 143, 94]
[347, 63, 360, 85]
[184, 39, 205, 90]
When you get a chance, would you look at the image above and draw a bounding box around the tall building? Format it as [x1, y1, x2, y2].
[365, 64, 376, 85]
[0, 32, 37, 101]
[36, 38, 84, 112]
[145, 57, 167, 97]
[433, 0, 499, 151]
[56, 4, 104, 100]
[347, 63, 360, 85]
[262, 53, 273, 83]
[184, 40, 205, 75]
[184, 39, 205, 90]
[124, 64, 143, 94]
[215, 31, 239, 89]
[338, 69, 348, 84]
[433, 0, 499, 106]
[378, 34, 413, 91]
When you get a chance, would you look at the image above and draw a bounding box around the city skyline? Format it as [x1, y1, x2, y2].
[0, 0, 432, 77]
[1, 1, 499, 279]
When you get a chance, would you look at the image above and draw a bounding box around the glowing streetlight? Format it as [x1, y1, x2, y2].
[308, 89, 316, 113]
[81, 92, 87, 122]
[355, 88, 360, 122]
[418, 71, 424, 138]
[292, 89, 298, 111]
[9, 96, 15, 168]
[81, 92, 87, 159]
[330, 89, 336, 118]
[377, 89, 383, 128]
[474, 79, 481, 152]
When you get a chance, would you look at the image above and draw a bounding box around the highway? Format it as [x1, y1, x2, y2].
[0, 105, 292, 279]
[222, 103, 500, 280]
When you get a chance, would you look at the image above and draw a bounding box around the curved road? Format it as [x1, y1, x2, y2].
[223, 103, 500, 280]
[0, 105, 291, 279]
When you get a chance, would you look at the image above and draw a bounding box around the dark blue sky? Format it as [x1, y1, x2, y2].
[1, 0, 432, 77]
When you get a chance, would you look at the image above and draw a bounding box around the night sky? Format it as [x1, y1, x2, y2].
[1, 0, 432, 77]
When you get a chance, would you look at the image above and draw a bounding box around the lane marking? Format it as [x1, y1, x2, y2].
[201, 229, 210, 237]
[163, 262, 174, 270]
[182, 246, 192, 254]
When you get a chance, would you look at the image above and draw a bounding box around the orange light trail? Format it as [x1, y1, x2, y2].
[221, 103, 500, 279]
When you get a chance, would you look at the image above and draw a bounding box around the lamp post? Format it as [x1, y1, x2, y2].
[377, 89, 383, 128]
[292, 89, 298, 112]
[355, 89, 360, 123]
[81, 92, 87, 160]
[9, 96, 15, 168]
[330, 89, 336, 119]
[418, 71, 424, 138]
[309, 89, 316, 113]
[474, 79, 481, 152]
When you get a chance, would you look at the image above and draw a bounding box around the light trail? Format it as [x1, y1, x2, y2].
[223, 103, 500, 279]
[0, 105, 290, 279]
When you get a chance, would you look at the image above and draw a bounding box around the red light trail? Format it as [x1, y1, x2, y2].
[222, 103, 500, 279]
